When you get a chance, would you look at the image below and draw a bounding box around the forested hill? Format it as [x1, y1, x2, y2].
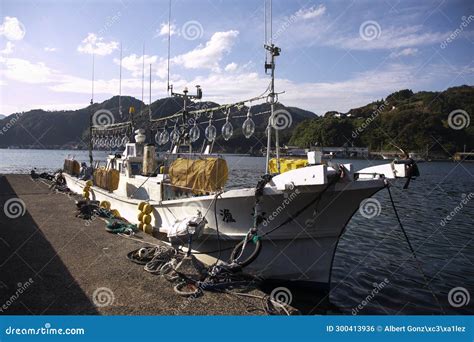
[289, 85, 473, 154]
[0, 96, 313, 152]
[1, 85, 472, 155]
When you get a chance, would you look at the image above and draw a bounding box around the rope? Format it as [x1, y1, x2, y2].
[386, 184, 445, 314]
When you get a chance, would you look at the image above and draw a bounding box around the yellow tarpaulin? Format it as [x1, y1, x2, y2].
[268, 158, 308, 174]
[169, 158, 228, 194]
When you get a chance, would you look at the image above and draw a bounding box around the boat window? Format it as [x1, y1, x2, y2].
[127, 145, 136, 157]
[129, 162, 141, 175]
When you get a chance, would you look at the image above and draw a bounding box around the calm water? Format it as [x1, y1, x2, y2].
[1, 149, 473, 314]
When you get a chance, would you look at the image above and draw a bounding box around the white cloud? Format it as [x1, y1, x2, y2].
[390, 47, 418, 58]
[156, 22, 177, 37]
[0, 17, 26, 41]
[224, 62, 238, 72]
[114, 54, 158, 77]
[295, 5, 326, 20]
[327, 25, 447, 50]
[77, 33, 118, 56]
[1, 42, 14, 55]
[44, 47, 57, 52]
[0, 56, 59, 83]
[172, 30, 239, 71]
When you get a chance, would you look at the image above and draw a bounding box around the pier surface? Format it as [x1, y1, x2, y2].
[0, 174, 266, 315]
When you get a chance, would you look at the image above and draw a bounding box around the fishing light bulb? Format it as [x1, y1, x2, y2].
[159, 130, 170, 145]
[205, 120, 217, 142]
[121, 136, 129, 146]
[221, 112, 233, 141]
[189, 123, 200, 143]
[170, 127, 180, 144]
[154, 131, 161, 145]
[115, 136, 122, 147]
[242, 108, 255, 139]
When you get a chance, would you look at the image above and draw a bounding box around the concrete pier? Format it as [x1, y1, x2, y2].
[0, 174, 270, 315]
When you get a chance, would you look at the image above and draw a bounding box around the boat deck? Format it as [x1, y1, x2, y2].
[0, 174, 269, 315]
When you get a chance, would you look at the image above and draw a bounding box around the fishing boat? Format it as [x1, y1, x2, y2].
[62, 2, 420, 289]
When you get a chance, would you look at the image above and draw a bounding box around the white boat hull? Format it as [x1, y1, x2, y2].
[64, 173, 382, 287]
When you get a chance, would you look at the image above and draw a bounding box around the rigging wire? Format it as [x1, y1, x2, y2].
[167, 0, 172, 95]
[91, 53, 95, 104]
[386, 184, 446, 314]
[119, 42, 122, 117]
[141, 43, 145, 106]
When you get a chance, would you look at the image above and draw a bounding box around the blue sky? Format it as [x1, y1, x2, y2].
[0, 0, 473, 115]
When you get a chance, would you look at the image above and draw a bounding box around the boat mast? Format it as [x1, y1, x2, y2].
[167, 0, 172, 95]
[141, 43, 145, 108]
[149, 63, 152, 119]
[264, 0, 280, 174]
[89, 53, 95, 166]
[119, 42, 122, 118]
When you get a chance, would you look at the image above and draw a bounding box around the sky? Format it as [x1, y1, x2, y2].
[0, 0, 473, 115]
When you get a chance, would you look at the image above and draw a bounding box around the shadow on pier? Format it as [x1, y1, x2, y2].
[0, 175, 98, 314]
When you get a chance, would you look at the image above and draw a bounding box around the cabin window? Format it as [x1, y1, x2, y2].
[127, 145, 136, 157]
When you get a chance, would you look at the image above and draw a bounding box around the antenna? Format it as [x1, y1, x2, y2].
[89, 52, 95, 166]
[141, 43, 145, 106]
[91, 53, 95, 105]
[119, 42, 122, 117]
[149, 63, 152, 117]
[167, 0, 172, 95]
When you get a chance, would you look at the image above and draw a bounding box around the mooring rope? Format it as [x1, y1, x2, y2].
[386, 183, 445, 314]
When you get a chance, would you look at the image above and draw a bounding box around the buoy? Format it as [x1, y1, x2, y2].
[142, 214, 152, 225]
[111, 209, 121, 218]
[138, 202, 147, 211]
[100, 200, 111, 209]
[138, 223, 145, 231]
[85, 180, 93, 187]
[138, 212, 145, 222]
[144, 224, 153, 234]
[143, 204, 153, 214]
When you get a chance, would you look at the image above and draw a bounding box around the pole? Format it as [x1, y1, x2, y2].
[119, 42, 122, 117]
[141, 43, 145, 106]
[89, 53, 95, 166]
[149, 63, 152, 118]
[167, 0, 172, 95]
